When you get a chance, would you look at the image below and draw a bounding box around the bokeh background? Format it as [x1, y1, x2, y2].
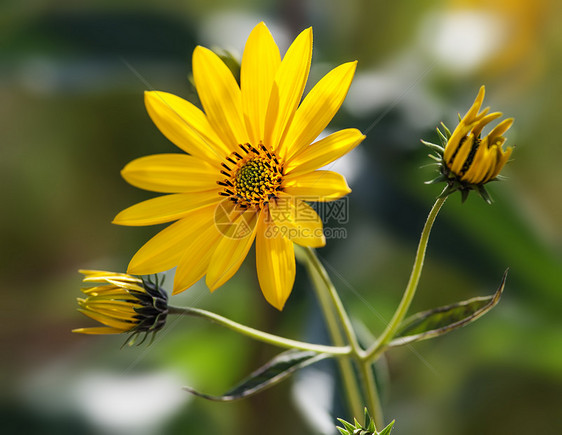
[2, 0, 561, 434]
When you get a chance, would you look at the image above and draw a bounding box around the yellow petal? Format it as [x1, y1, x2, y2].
[264, 27, 312, 152]
[80, 287, 122, 296]
[80, 270, 141, 283]
[481, 148, 500, 183]
[172, 222, 224, 294]
[471, 112, 503, 138]
[445, 87, 490, 163]
[241, 22, 281, 146]
[450, 134, 474, 175]
[464, 85, 486, 122]
[80, 300, 136, 310]
[72, 327, 124, 335]
[77, 308, 133, 330]
[494, 146, 512, 177]
[206, 209, 260, 290]
[486, 145, 512, 182]
[285, 128, 365, 175]
[103, 280, 144, 293]
[80, 290, 132, 300]
[280, 61, 358, 160]
[444, 129, 466, 163]
[113, 190, 221, 226]
[283, 171, 351, 201]
[144, 91, 228, 163]
[121, 154, 218, 193]
[462, 139, 489, 184]
[269, 195, 325, 247]
[81, 304, 136, 321]
[256, 212, 295, 310]
[127, 204, 217, 275]
[486, 118, 514, 144]
[193, 46, 250, 150]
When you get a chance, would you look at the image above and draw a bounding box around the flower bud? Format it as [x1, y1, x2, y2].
[73, 270, 168, 346]
[424, 86, 514, 203]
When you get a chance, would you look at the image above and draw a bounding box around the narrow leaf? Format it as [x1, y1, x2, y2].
[440, 122, 452, 138]
[378, 420, 396, 434]
[427, 153, 442, 163]
[389, 270, 508, 347]
[364, 407, 374, 430]
[421, 139, 444, 153]
[337, 418, 358, 433]
[425, 174, 448, 185]
[183, 349, 330, 401]
[436, 127, 448, 146]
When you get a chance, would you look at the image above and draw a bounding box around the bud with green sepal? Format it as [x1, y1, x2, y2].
[423, 86, 514, 203]
[337, 408, 395, 435]
[73, 270, 168, 346]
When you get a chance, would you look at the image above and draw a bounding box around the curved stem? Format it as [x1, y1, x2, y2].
[168, 306, 351, 356]
[299, 247, 364, 420]
[302, 247, 362, 354]
[366, 195, 447, 361]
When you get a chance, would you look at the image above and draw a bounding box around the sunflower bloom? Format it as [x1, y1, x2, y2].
[73, 270, 168, 344]
[424, 86, 514, 203]
[113, 22, 364, 310]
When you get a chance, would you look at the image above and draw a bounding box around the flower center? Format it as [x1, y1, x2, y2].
[218, 143, 283, 208]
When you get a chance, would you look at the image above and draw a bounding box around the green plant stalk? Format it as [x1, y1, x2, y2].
[302, 248, 362, 353]
[168, 306, 350, 356]
[301, 247, 365, 421]
[357, 359, 384, 430]
[366, 195, 447, 361]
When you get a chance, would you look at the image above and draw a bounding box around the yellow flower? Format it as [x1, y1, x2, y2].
[425, 86, 514, 202]
[73, 270, 168, 344]
[113, 22, 364, 310]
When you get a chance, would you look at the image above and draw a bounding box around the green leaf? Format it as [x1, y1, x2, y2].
[389, 270, 508, 347]
[337, 411, 395, 434]
[337, 418, 358, 433]
[364, 407, 375, 431]
[378, 420, 396, 434]
[183, 349, 329, 401]
[421, 139, 444, 153]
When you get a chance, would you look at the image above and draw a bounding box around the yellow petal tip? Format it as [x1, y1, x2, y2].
[127, 261, 143, 275]
[111, 211, 130, 225]
[301, 27, 313, 40]
[171, 286, 186, 296]
[269, 299, 286, 311]
[193, 45, 209, 58]
[205, 275, 222, 293]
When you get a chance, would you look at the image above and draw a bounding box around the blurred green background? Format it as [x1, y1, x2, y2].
[2, 0, 561, 434]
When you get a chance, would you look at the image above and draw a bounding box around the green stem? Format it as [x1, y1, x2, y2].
[358, 360, 384, 428]
[366, 195, 447, 361]
[302, 247, 362, 354]
[300, 247, 364, 421]
[168, 306, 350, 356]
